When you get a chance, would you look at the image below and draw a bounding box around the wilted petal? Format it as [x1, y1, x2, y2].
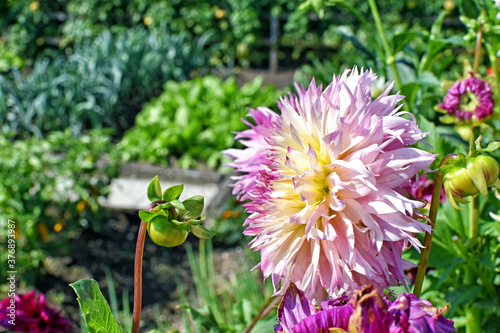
[388, 293, 456, 333]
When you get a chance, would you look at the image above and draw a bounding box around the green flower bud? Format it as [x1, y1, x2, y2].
[443, 155, 500, 210]
[147, 215, 188, 247]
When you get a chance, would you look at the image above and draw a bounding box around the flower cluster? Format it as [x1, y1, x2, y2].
[439, 74, 494, 122]
[225, 67, 436, 301]
[0, 291, 73, 333]
[274, 284, 456, 333]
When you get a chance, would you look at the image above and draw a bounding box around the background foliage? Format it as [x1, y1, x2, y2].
[1, 0, 500, 332]
[0, 26, 208, 138]
[0, 130, 120, 288]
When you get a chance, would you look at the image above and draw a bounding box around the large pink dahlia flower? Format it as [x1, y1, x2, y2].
[224, 68, 436, 301]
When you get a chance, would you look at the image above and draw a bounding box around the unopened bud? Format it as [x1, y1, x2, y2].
[147, 216, 188, 247]
[443, 155, 500, 210]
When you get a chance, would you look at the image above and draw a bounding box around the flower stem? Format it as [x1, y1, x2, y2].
[132, 220, 147, 333]
[132, 201, 166, 333]
[465, 305, 481, 333]
[468, 126, 479, 239]
[368, 0, 403, 91]
[260, 296, 281, 320]
[485, 43, 500, 99]
[469, 195, 479, 238]
[414, 153, 461, 297]
[413, 171, 443, 297]
[242, 295, 277, 333]
[473, 23, 483, 75]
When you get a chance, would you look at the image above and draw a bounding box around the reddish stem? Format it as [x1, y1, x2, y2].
[132, 201, 166, 333]
[132, 220, 147, 333]
[413, 155, 457, 297]
[242, 295, 277, 333]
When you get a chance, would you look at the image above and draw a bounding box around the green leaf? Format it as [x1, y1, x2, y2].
[147, 176, 162, 202]
[392, 31, 417, 54]
[169, 219, 191, 231]
[191, 224, 216, 239]
[70, 279, 126, 333]
[170, 199, 185, 210]
[163, 184, 184, 202]
[457, 0, 479, 18]
[400, 82, 420, 108]
[183, 195, 204, 217]
[325, 0, 367, 25]
[138, 210, 160, 222]
[188, 215, 206, 226]
[177, 304, 222, 330]
[478, 141, 500, 153]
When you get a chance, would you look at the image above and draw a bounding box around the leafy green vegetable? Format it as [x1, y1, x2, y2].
[119, 75, 280, 170]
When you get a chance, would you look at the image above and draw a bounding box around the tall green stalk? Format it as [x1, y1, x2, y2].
[367, 0, 403, 91]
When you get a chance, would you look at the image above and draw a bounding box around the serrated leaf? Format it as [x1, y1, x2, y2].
[170, 199, 185, 210]
[163, 184, 184, 201]
[191, 224, 216, 239]
[183, 195, 204, 217]
[147, 176, 162, 202]
[70, 279, 126, 333]
[478, 141, 500, 153]
[139, 210, 160, 222]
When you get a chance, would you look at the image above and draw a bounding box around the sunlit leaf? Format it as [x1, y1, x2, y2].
[70, 279, 126, 333]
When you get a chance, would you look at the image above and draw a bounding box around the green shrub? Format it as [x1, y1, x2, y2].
[0, 26, 209, 138]
[1, 0, 448, 70]
[0, 0, 67, 65]
[0, 130, 120, 288]
[119, 75, 281, 170]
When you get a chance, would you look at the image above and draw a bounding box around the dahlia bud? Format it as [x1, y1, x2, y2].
[146, 215, 188, 247]
[138, 176, 215, 248]
[443, 155, 500, 210]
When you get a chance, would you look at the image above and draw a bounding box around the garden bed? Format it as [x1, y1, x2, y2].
[31, 163, 241, 332]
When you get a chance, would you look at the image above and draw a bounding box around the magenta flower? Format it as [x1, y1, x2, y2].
[400, 174, 446, 205]
[439, 74, 494, 122]
[224, 68, 436, 301]
[275, 284, 456, 333]
[0, 291, 73, 333]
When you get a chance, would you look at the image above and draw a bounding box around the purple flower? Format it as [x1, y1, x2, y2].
[224, 68, 436, 301]
[387, 293, 456, 333]
[275, 284, 456, 333]
[439, 74, 494, 122]
[0, 291, 73, 333]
